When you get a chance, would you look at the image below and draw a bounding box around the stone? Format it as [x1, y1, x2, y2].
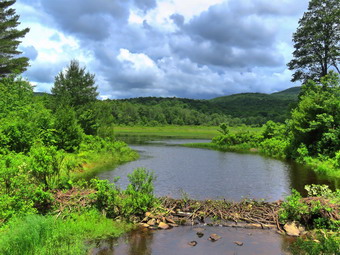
[196, 232, 204, 238]
[147, 219, 156, 226]
[145, 212, 153, 217]
[168, 223, 179, 227]
[165, 217, 176, 224]
[234, 241, 243, 246]
[284, 221, 304, 237]
[158, 222, 170, 230]
[188, 241, 197, 247]
[208, 234, 221, 242]
[139, 223, 150, 228]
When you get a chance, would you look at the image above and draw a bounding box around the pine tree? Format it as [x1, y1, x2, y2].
[0, 0, 30, 77]
[287, 0, 340, 83]
[52, 60, 99, 107]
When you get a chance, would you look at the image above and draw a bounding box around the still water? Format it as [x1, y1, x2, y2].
[91, 226, 294, 255]
[94, 137, 336, 255]
[97, 138, 334, 201]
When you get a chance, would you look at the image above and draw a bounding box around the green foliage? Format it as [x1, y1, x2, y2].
[289, 72, 340, 158]
[89, 168, 157, 218]
[28, 144, 63, 189]
[280, 186, 339, 230]
[279, 189, 308, 223]
[287, 0, 340, 83]
[213, 123, 261, 148]
[290, 230, 340, 255]
[0, 212, 131, 255]
[0, 0, 30, 77]
[53, 106, 83, 152]
[0, 153, 37, 221]
[51, 60, 98, 108]
[259, 138, 289, 159]
[122, 168, 157, 216]
[90, 179, 120, 218]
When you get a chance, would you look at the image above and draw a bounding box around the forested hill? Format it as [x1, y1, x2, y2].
[34, 86, 300, 125]
[117, 86, 300, 124]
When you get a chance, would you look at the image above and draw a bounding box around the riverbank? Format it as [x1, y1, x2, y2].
[114, 125, 262, 139]
[183, 141, 340, 180]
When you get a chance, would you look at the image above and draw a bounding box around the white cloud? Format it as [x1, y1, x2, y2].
[15, 0, 309, 98]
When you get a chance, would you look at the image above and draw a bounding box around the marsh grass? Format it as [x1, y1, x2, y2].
[0, 211, 132, 255]
[114, 125, 262, 139]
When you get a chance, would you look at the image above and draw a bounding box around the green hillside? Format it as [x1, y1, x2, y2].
[118, 86, 300, 124]
[209, 87, 300, 122]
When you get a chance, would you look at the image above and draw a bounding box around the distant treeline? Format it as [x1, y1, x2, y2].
[99, 87, 299, 126]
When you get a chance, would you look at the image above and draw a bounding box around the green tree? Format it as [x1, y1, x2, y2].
[53, 106, 83, 152]
[287, 0, 340, 83]
[289, 72, 340, 157]
[0, 0, 30, 77]
[51, 60, 98, 107]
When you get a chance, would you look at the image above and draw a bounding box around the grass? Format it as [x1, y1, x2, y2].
[0, 211, 133, 255]
[114, 125, 262, 139]
[72, 150, 139, 180]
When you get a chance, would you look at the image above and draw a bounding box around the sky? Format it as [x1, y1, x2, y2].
[15, 0, 309, 99]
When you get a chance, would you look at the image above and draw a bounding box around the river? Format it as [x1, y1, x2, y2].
[93, 137, 336, 255]
[97, 137, 335, 201]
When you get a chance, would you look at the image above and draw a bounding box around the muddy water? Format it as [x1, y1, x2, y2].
[98, 138, 335, 201]
[91, 226, 294, 255]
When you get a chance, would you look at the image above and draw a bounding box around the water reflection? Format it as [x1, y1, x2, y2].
[98, 138, 335, 201]
[91, 226, 294, 255]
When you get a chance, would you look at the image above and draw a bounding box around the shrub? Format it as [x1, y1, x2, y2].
[122, 168, 157, 217]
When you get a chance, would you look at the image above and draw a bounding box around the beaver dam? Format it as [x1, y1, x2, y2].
[139, 197, 339, 236]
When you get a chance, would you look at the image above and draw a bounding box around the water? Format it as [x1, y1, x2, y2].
[91, 226, 295, 255]
[94, 136, 336, 255]
[98, 138, 334, 201]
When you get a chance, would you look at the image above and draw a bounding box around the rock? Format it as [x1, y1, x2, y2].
[147, 219, 156, 226]
[145, 212, 153, 218]
[234, 241, 243, 246]
[208, 234, 221, 242]
[165, 217, 176, 224]
[284, 221, 305, 237]
[158, 222, 170, 230]
[139, 223, 150, 228]
[196, 232, 204, 238]
[188, 241, 197, 247]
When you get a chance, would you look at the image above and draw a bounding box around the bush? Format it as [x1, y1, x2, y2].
[280, 186, 339, 230]
[122, 168, 157, 217]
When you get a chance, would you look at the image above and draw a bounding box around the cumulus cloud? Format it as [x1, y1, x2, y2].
[16, 0, 309, 99]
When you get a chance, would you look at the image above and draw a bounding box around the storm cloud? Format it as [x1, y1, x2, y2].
[16, 0, 309, 98]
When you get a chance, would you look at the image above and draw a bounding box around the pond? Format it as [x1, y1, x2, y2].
[91, 226, 295, 255]
[94, 136, 336, 255]
[97, 137, 335, 201]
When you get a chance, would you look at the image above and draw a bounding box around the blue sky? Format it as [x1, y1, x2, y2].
[15, 0, 309, 99]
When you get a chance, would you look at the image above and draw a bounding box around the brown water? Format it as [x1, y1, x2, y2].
[91, 226, 295, 255]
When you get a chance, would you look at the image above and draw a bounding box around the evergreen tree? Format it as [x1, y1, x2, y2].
[287, 0, 340, 83]
[52, 60, 98, 107]
[0, 0, 30, 77]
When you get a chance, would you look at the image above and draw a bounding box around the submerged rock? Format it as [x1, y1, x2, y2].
[188, 241, 197, 246]
[196, 232, 204, 238]
[234, 241, 244, 246]
[208, 233, 221, 242]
